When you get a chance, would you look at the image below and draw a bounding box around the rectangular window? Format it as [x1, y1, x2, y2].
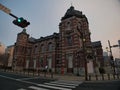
[66, 54, 73, 68]
[67, 36, 72, 46]
[40, 57, 44, 67]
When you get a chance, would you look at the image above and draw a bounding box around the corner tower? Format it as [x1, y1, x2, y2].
[13, 29, 29, 70]
[59, 6, 91, 74]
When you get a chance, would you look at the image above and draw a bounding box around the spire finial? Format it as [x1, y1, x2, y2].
[22, 28, 26, 33]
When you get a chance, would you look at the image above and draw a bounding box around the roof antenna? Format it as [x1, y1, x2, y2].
[30, 34, 32, 37]
[71, 2, 73, 7]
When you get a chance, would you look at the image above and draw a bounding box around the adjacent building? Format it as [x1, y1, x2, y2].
[5, 45, 14, 67]
[0, 42, 5, 66]
[13, 6, 103, 75]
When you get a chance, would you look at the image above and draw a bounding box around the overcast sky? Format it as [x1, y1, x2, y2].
[0, 0, 120, 58]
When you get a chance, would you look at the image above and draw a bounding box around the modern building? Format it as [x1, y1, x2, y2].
[0, 42, 5, 55]
[5, 45, 14, 67]
[0, 42, 5, 66]
[13, 6, 103, 75]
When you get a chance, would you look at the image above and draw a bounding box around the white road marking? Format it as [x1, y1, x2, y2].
[0, 74, 83, 90]
[37, 84, 72, 90]
[49, 82, 79, 86]
[57, 80, 83, 84]
[0, 75, 71, 90]
[44, 83, 76, 88]
[29, 86, 49, 90]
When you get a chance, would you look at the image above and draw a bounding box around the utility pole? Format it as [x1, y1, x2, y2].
[108, 40, 115, 74]
[108, 40, 113, 56]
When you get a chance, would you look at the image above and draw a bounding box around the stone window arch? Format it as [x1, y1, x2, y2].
[41, 44, 45, 52]
[48, 42, 53, 51]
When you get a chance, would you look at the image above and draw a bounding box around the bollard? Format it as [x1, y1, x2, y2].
[95, 74, 98, 80]
[107, 74, 110, 80]
[27, 70, 29, 76]
[38, 70, 40, 76]
[44, 70, 46, 77]
[24, 70, 25, 75]
[51, 71, 53, 78]
[117, 74, 119, 79]
[101, 74, 104, 80]
[88, 75, 91, 81]
[33, 70, 34, 76]
[113, 74, 115, 80]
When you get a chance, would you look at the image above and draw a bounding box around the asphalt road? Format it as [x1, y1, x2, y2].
[0, 71, 82, 90]
[0, 71, 120, 90]
[76, 81, 120, 90]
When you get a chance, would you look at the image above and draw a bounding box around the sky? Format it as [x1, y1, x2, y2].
[0, 0, 120, 58]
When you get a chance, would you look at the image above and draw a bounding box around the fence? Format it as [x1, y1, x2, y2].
[0, 67, 120, 81]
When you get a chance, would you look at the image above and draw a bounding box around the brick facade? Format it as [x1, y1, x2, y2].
[13, 6, 103, 75]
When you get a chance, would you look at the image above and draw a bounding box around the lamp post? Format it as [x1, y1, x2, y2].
[82, 38, 88, 81]
[77, 26, 88, 81]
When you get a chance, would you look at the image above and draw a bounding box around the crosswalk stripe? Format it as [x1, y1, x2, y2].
[57, 80, 83, 84]
[37, 84, 72, 90]
[44, 83, 76, 88]
[49, 82, 79, 86]
[29, 86, 49, 90]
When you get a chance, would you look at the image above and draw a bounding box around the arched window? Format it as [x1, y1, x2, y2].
[40, 57, 44, 67]
[66, 36, 72, 46]
[41, 44, 45, 52]
[66, 54, 73, 68]
[48, 42, 53, 51]
[34, 45, 38, 54]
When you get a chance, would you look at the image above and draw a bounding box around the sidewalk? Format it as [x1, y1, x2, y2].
[40, 73, 120, 82]
[1, 69, 120, 82]
[51, 74, 85, 81]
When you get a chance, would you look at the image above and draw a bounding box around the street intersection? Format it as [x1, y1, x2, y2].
[0, 71, 120, 90]
[0, 71, 82, 90]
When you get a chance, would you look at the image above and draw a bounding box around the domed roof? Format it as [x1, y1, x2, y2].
[61, 6, 88, 22]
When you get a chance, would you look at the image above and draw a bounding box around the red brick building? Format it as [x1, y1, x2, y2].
[13, 6, 103, 75]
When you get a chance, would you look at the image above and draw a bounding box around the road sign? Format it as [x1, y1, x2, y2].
[0, 3, 11, 14]
[118, 40, 120, 45]
[112, 45, 119, 47]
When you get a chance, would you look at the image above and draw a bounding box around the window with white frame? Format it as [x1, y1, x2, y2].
[67, 54, 73, 68]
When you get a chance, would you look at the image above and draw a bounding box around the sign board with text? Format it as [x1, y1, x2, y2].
[0, 3, 11, 14]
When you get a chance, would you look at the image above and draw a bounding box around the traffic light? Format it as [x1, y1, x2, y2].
[17, 18, 23, 23]
[13, 17, 30, 28]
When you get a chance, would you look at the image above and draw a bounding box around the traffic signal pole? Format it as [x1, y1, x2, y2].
[0, 3, 30, 28]
[9, 13, 18, 19]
